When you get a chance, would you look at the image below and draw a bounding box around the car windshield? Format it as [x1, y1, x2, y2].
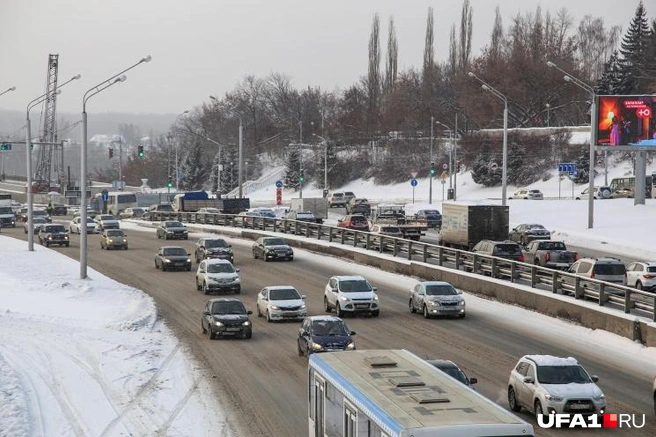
[207, 263, 235, 273]
[297, 213, 314, 219]
[312, 320, 348, 336]
[0, 207, 12, 214]
[263, 238, 286, 246]
[351, 216, 367, 223]
[270, 288, 301, 300]
[422, 210, 440, 215]
[381, 227, 400, 233]
[435, 366, 469, 385]
[46, 225, 66, 233]
[537, 365, 592, 384]
[33, 210, 48, 216]
[345, 192, 355, 197]
[425, 284, 458, 296]
[205, 239, 227, 248]
[529, 190, 541, 194]
[493, 244, 522, 256]
[647, 266, 656, 273]
[166, 221, 184, 227]
[163, 248, 187, 256]
[593, 264, 625, 275]
[541, 242, 566, 250]
[211, 301, 246, 315]
[106, 230, 124, 237]
[33, 218, 47, 224]
[339, 280, 372, 293]
[99, 215, 115, 220]
[259, 211, 276, 218]
[527, 224, 546, 230]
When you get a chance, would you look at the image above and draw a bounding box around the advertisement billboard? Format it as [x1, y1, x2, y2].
[596, 95, 656, 146]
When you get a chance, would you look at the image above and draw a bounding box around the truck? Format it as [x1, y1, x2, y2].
[0, 194, 16, 228]
[173, 191, 250, 214]
[289, 197, 328, 224]
[370, 204, 427, 241]
[522, 240, 578, 270]
[439, 202, 509, 250]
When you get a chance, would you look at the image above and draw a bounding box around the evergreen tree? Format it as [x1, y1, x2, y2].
[219, 147, 238, 195]
[179, 141, 206, 191]
[570, 145, 593, 184]
[208, 152, 220, 194]
[596, 51, 623, 94]
[506, 142, 525, 186]
[470, 148, 502, 187]
[284, 148, 301, 190]
[616, 1, 651, 94]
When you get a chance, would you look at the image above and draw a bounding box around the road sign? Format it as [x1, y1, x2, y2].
[275, 180, 283, 188]
[101, 189, 109, 201]
[442, 163, 448, 170]
[558, 162, 577, 176]
[410, 172, 418, 178]
[276, 187, 282, 206]
[440, 171, 448, 180]
[410, 179, 418, 187]
[0, 142, 11, 151]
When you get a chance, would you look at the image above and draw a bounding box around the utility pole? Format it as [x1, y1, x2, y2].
[299, 120, 303, 199]
[453, 114, 458, 201]
[166, 133, 172, 196]
[118, 136, 123, 190]
[429, 115, 434, 204]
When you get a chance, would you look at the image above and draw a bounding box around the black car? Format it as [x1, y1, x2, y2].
[51, 204, 68, 216]
[508, 223, 551, 246]
[426, 359, 477, 388]
[38, 224, 70, 247]
[156, 220, 189, 240]
[195, 237, 234, 263]
[345, 198, 371, 215]
[154, 246, 192, 271]
[415, 209, 442, 228]
[252, 237, 294, 261]
[297, 316, 356, 357]
[32, 209, 52, 223]
[201, 298, 253, 339]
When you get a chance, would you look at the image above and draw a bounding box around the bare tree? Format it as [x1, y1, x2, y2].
[448, 24, 457, 74]
[367, 13, 381, 135]
[576, 16, 621, 82]
[458, 0, 473, 72]
[384, 16, 398, 96]
[423, 7, 435, 80]
[490, 6, 504, 61]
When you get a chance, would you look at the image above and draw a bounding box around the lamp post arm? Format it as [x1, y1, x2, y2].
[83, 56, 150, 104]
[547, 62, 594, 96]
[0, 86, 16, 98]
[83, 76, 126, 109]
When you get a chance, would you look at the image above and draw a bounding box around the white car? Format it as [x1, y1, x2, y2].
[625, 261, 656, 291]
[198, 207, 221, 214]
[256, 286, 307, 322]
[512, 189, 543, 200]
[69, 216, 98, 234]
[195, 259, 241, 295]
[575, 186, 611, 200]
[507, 355, 605, 416]
[94, 214, 120, 231]
[324, 275, 379, 317]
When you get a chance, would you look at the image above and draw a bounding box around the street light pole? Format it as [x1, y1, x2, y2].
[0, 86, 16, 98]
[174, 110, 189, 192]
[80, 55, 151, 279]
[299, 120, 303, 199]
[429, 115, 434, 205]
[468, 72, 508, 206]
[238, 116, 243, 198]
[547, 61, 596, 229]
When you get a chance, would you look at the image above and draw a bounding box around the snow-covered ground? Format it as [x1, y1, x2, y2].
[0, 237, 234, 437]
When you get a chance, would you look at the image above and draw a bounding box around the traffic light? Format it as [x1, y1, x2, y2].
[167, 178, 173, 188]
[456, 160, 461, 172]
[108, 147, 114, 159]
[299, 169, 305, 184]
[137, 145, 145, 159]
[429, 162, 435, 176]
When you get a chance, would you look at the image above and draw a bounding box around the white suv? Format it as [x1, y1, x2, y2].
[625, 261, 656, 291]
[324, 276, 379, 317]
[507, 355, 605, 416]
[195, 259, 241, 295]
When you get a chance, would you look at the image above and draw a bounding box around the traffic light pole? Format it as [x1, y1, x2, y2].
[118, 137, 123, 190]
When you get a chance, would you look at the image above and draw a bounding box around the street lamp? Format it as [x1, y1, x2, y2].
[546, 103, 551, 127]
[174, 110, 189, 192]
[0, 86, 16, 98]
[468, 72, 508, 206]
[547, 61, 595, 229]
[80, 55, 151, 279]
[25, 73, 80, 251]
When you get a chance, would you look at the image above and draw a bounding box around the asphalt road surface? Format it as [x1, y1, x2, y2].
[3, 223, 655, 437]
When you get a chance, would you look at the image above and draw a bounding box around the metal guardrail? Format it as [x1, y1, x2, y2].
[149, 211, 656, 322]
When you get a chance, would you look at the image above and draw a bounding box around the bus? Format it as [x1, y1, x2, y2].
[608, 175, 653, 198]
[93, 191, 138, 216]
[308, 349, 534, 437]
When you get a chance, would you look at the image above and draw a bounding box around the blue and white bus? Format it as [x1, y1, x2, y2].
[93, 191, 138, 216]
[308, 349, 534, 437]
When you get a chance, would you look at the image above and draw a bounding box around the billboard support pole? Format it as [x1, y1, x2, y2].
[588, 96, 596, 229]
[635, 151, 647, 205]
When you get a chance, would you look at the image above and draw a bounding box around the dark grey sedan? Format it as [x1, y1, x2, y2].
[156, 220, 189, 240]
[155, 246, 192, 271]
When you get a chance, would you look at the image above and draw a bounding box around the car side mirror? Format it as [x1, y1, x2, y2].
[235, 268, 240, 273]
[187, 253, 191, 256]
[469, 377, 478, 385]
[350, 331, 356, 336]
[591, 375, 599, 382]
[372, 287, 378, 292]
[332, 287, 338, 292]
[523, 376, 534, 384]
[228, 244, 232, 248]
[247, 310, 253, 315]
[203, 311, 210, 316]
[301, 295, 306, 300]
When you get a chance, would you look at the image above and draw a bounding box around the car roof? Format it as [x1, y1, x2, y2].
[203, 258, 232, 265]
[522, 355, 579, 366]
[419, 281, 454, 287]
[265, 285, 298, 290]
[306, 315, 345, 323]
[333, 275, 368, 281]
[207, 297, 243, 304]
[160, 245, 186, 250]
[426, 359, 459, 369]
[578, 257, 623, 264]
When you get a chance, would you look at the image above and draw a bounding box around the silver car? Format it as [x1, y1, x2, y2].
[408, 281, 466, 319]
[256, 286, 307, 322]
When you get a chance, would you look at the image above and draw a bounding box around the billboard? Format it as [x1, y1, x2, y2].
[596, 95, 656, 146]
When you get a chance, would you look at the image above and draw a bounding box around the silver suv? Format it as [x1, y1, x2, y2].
[408, 281, 466, 319]
[324, 275, 379, 317]
[328, 191, 356, 208]
[563, 257, 626, 291]
[508, 355, 605, 416]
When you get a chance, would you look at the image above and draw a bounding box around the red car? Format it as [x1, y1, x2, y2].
[337, 214, 370, 232]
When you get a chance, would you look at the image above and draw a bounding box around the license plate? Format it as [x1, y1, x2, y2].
[225, 327, 241, 332]
[569, 404, 590, 410]
[175, 262, 184, 266]
[355, 304, 369, 309]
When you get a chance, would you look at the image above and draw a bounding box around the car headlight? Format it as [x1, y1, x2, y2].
[108, 239, 113, 243]
[64, 236, 69, 240]
[545, 394, 564, 402]
[428, 300, 440, 306]
[214, 321, 223, 327]
[48, 236, 53, 240]
[459, 300, 465, 306]
[242, 321, 251, 326]
[345, 342, 355, 350]
[593, 393, 605, 401]
[186, 258, 191, 263]
[300, 303, 306, 309]
[233, 277, 241, 283]
[270, 305, 280, 310]
[339, 295, 349, 302]
[183, 230, 188, 233]
[163, 259, 171, 263]
[312, 343, 324, 351]
[373, 294, 379, 301]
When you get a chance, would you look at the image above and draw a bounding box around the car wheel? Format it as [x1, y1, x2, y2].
[164, 234, 169, 240]
[336, 303, 343, 318]
[124, 245, 128, 250]
[534, 399, 544, 417]
[423, 305, 430, 319]
[234, 287, 240, 295]
[409, 299, 416, 313]
[203, 282, 209, 295]
[298, 342, 304, 357]
[187, 266, 191, 272]
[155, 261, 159, 269]
[265, 310, 272, 323]
[324, 297, 331, 313]
[637, 281, 644, 290]
[201, 320, 207, 334]
[508, 387, 520, 412]
[521, 236, 527, 246]
[209, 328, 216, 340]
[162, 264, 167, 272]
[65, 243, 70, 247]
[244, 331, 252, 339]
[252, 250, 258, 259]
[196, 280, 201, 291]
[45, 242, 49, 248]
[458, 313, 466, 319]
[257, 305, 262, 317]
[372, 311, 379, 317]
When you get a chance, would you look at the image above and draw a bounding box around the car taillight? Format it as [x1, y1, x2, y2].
[574, 253, 579, 261]
[590, 271, 595, 279]
[644, 274, 656, 279]
[518, 255, 524, 262]
[545, 253, 550, 262]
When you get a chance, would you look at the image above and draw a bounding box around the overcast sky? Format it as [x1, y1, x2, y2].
[0, 0, 640, 116]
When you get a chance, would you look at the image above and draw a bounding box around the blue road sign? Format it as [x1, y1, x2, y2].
[410, 178, 418, 187]
[558, 163, 577, 176]
[275, 180, 283, 188]
[101, 189, 109, 201]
